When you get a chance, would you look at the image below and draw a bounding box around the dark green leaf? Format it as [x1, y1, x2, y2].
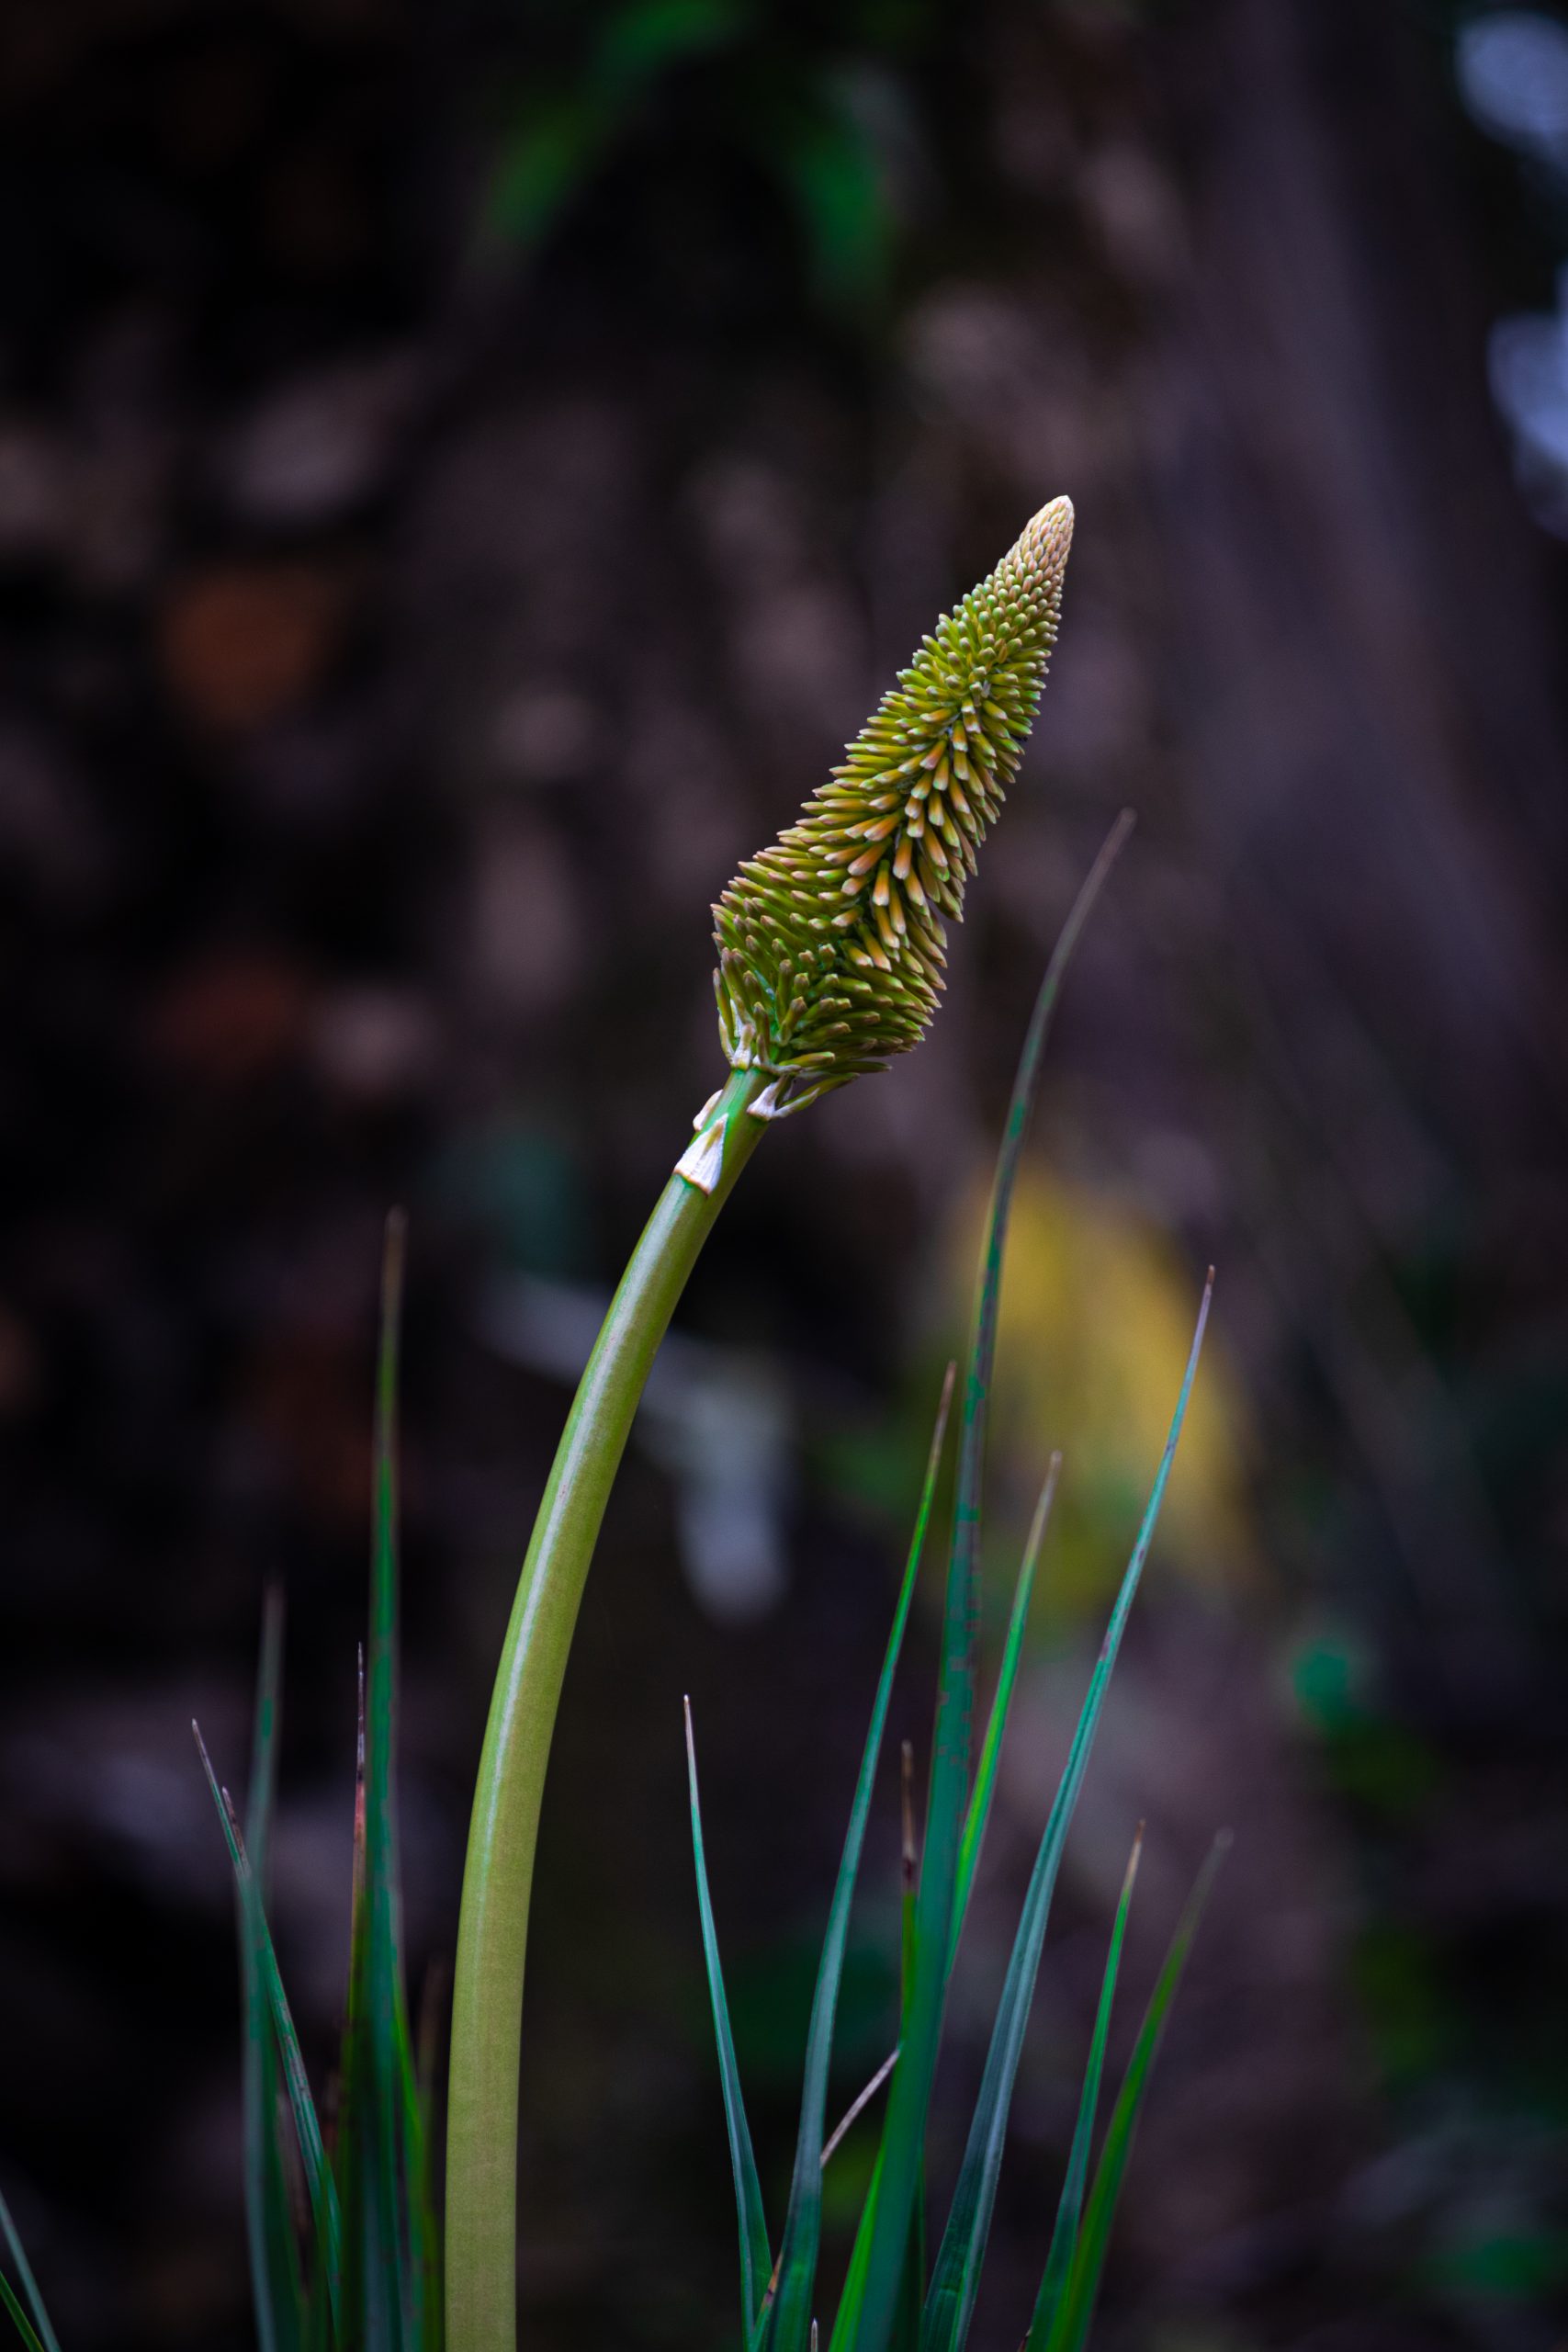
[0, 2275, 45, 2352]
[922, 1276, 1213, 2352]
[0, 2186, 59, 2352]
[192, 1727, 342, 2326]
[852, 814, 1134, 2352]
[828, 1745, 919, 2352]
[685, 1700, 773, 2339]
[1024, 1833, 1143, 2350]
[841, 1454, 1056, 2352]
[758, 1364, 955, 2352]
[338, 1213, 435, 2349]
[243, 1592, 306, 2352]
[1041, 1836, 1229, 2352]
[951, 1456, 1060, 1962]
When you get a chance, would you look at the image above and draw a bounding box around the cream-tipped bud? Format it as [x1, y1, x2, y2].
[711, 498, 1074, 1114]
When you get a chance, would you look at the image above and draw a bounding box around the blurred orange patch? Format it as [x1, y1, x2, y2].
[158, 561, 351, 729]
[145, 949, 311, 1080]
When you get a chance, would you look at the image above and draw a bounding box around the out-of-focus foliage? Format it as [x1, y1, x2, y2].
[479, 0, 945, 304]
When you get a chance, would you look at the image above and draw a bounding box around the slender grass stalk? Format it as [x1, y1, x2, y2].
[1032, 1834, 1230, 2352]
[241, 1592, 302, 2352]
[446, 500, 1076, 2352]
[1030, 1829, 1144, 2337]
[755, 1364, 956, 2352]
[0, 2187, 59, 2352]
[685, 1692, 774, 2342]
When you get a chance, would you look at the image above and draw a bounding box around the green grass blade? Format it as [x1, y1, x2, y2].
[846, 1452, 1053, 2348]
[893, 1742, 926, 2352]
[758, 1364, 956, 2352]
[338, 1645, 370, 2315]
[378, 1214, 444, 2352]
[922, 1273, 1213, 2352]
[394, 1988, 442, 2352]
[684, 1698, 773, 2339]
[243, 1587, 284, 1894]
[1023, 1832, 1143, 2352]
[899, 1744, 918, 2022]
[367, 1212, 410, 2342]
[193, 1727, 343, 2324]
[244, 1592, 306, 2352]
[829, 1735, 929, 2352]
[341, 1212, 423, 2348]
[0, 2275, 45, 2352]
[1041, 1836, 1229, 2352]
[828, 2144, 881, 2352]
[0, 2279, 44, 2352]
[0, 2186, 60, 2352]
[951, 1456, 1060, 1964]
[853, 815, 1134, 2352]
[889, 2177, 923, 2352]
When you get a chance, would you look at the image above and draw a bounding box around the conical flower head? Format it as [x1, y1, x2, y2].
[712, 496, 1075, 1114]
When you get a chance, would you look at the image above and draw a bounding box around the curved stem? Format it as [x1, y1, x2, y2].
[446, 1065, 771, 2352]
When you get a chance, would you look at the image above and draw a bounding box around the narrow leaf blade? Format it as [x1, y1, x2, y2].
[922, 1274, 1213, 2352]
[0, 2275, 45, 2352]
[829, 1743, 922, 2352]
[1024, 1831, 1143, 2351]
[0, 2188, 60, 2352]
[341, 1211, 423, 2349]
[951, 1455, 1060, 1962]
[685, 1698, 773, 2338]
[853, 816, 1134, 2352]
[758, 1363, 956, 2352]
[193, 1724, 343, 2323]
[244, 1592, 306, 2352]
[1043, 1836, 1229, 2352]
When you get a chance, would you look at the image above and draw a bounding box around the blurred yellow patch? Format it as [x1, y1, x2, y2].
[947, 1166, 1252, 1623]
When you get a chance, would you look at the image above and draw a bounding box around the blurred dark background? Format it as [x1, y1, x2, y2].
[3, 0, 1568, 2346]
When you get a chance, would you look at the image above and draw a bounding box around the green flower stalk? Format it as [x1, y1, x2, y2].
[446, 496, 1075, 2352]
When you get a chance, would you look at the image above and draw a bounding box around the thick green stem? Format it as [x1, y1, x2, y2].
[446, 1065, 770, 2352]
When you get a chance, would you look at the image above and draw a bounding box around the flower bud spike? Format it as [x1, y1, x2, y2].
[709, 498, 1073, 1117]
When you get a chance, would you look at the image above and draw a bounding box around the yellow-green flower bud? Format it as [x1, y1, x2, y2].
[710, 496, 1075, 1117]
